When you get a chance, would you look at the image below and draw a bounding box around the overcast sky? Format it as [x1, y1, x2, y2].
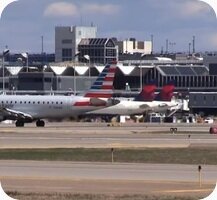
[0, 0, 217, 53]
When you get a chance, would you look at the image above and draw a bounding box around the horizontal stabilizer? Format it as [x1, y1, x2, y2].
[139, 104, 150, 109]
[89, 98, 107, 106]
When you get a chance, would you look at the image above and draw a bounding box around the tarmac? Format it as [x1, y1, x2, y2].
[0, 122, 216, 198]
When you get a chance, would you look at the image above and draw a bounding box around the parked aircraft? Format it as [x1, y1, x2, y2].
[88, 82, 181, 115]
[0, 63, 117, 127]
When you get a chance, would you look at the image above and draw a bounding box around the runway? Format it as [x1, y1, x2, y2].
[0, 160, 216, 195]
[0, 122, 216, 148]
[0, 122, 216, 197]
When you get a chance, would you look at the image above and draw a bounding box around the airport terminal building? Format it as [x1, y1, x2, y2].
[1, 52, 217, 115]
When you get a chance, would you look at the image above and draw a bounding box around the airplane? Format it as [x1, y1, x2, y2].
[87, 82, 181, 116]
[0, 62, 117, 127]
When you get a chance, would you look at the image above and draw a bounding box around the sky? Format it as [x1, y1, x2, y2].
[0, 0, 217, 53]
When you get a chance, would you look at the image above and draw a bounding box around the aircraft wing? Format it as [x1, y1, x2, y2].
[0, 107, 33, 120]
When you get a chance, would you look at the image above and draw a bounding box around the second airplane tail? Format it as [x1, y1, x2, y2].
[156, 82, 175, 101]
[135, 82, 157, 101]
[135, 81, 175, 102]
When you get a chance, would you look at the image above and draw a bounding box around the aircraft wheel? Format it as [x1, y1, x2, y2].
[36, 120, 45, 127]
[15, 120, 24, 127]
[170, 127, 178, 133]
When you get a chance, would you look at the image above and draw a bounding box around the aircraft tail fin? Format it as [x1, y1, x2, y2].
[135, 81, 157, 101]
[156, 81, 175, 101]
[84, 62, 117, 98]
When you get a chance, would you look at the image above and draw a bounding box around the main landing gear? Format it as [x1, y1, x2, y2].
[36, 120, 45, 127]
[15, 120, 24, 127]
[15, 120, 45, 127]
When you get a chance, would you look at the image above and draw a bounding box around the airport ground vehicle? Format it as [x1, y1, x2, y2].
[209, 126, 217, 134]
[204, 117, 214, 124]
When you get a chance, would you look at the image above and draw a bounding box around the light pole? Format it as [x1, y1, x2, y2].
[169, 42, 176, 53]
[151, 34, 154, 54]
[140, 54, 145, 91]
[140, 64, 142, 91]
[84, 54, 90, 77]
[166, 39, 168, 54]
[21, 52, 29, 72]
[41, 36, 44, 54]
[73, 52, 80, 95]
[192, 36, 195, 54]
[188, 43, 191, 56]
[73, 65, 76, 95]
[2, 48, 9, 94]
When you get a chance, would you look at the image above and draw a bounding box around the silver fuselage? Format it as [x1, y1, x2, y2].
[0, 95, 105, 120]
[88, 100, 180, 115]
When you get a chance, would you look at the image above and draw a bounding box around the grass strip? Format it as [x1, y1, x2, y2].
[0, 147, 216, 165]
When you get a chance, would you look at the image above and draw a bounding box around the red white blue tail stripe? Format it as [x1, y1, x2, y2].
[84, 63, 117, 98]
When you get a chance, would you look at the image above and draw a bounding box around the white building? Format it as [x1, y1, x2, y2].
[55, 26, 97, 62]
[118, 39, 152, 55]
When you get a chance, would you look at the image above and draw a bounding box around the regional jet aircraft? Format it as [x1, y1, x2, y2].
[88, 82, 181, 115]
[0, 63, 117, 127]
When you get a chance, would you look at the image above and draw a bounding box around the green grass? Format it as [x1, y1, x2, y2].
[0, 147, 216, 165]
[8, 192, 199, 200]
